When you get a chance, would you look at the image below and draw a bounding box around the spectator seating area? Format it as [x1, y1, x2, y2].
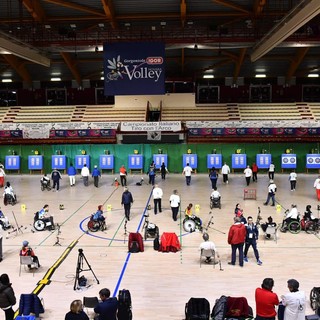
[1, 102, 320, 123]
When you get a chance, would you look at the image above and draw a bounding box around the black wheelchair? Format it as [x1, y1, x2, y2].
[87, 214, 107, 232]
[183, 215, 203, 233]
[33, 212, 55, 231]
[3, 193, 17, 206]
[40, 179, 51, 191]
[143, 213, 159, 240]
[210, 197, 221, 209]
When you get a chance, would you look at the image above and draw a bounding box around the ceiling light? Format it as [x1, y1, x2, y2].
[151, 26, 156, 31]
[70, 24, 76, 29]
[160, 22, 166, 26]
[308, 74, 319, 78]
[50, 77, 61, 81]
[203, 75, 214, 79]
[45, 25, 51, 29]
[100, 76, 104, 80]
[124, 23, 131, 27]
[255, 74, 266, 78]
[98, 23, 104, 28]
[2, 79, 12, 83]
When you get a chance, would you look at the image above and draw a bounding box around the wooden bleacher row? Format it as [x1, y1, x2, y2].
[1, 103, 320, 123]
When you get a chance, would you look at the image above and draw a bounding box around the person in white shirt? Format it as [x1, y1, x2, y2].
[81, 164, 90, 186]
[182, 163, 193, 186]
[199, 232, 219, 263]
[282, 204, 299, 229]
[3, 182, 16, 205]
[281, 279, 305, 320]
[313, 175, 320, 200]
[289, 170, 297, 191]
[244, 165, 252, 186]
[169, 190, 180, 221]
[268, 162, 275, 180]
[264, 180, 277, 206]
[210, 188, 221, 200]
[221, 162, 230, 184]
[152, 184, 163, 215]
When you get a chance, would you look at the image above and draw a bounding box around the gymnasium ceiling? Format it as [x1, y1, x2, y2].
[1, 0, 320, 87]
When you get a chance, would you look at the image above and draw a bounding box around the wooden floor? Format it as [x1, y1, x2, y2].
[2, 172, 319, 319]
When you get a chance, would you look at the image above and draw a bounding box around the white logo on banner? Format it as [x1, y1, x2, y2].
[147, 131, 161, 141]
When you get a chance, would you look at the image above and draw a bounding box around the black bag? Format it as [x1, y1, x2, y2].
[78, 275, 87, 287]
[185, 297, 210, 320]
[211, 295, 228, 320]
[153, 237, 160, 251]
[118, 289, 132, 320]
[129, 241, 139, 253]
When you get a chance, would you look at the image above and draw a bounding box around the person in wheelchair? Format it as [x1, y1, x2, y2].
[3, 182, 16, 206]
[185, 203, 203, 231]
[35, 204, 55, 231]
[261, 216, 277, 239]
[40, 173, 51, 190]
[210, 188, 221, 208]
[303, 205, 318, 224]
[0, 210, 11, 230]
[281, 204, 299, 230]
[92, 205, 106, 230]
[20, 240, 40, 268]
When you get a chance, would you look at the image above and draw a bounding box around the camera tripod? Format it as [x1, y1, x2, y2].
[74, 248, 99, 290]
[53, 224, 63, 246]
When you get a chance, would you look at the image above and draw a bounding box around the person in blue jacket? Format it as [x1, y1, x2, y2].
[243, 216, 262, 265]
[67, 163, 77, 187]
[92, 165, 101, 188]
[94, 288, 118, 320]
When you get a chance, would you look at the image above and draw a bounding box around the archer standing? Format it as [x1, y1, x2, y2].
[121, 187, 133, 221]
[182, 163, 193, 186]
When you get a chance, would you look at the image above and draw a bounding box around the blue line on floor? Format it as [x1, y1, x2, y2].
[112, 187, 153, 297]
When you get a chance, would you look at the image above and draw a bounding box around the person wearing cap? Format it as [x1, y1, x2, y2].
[119, 165, 127, 186]
[199, 232, 219, 263]
[264, 180, 277, 206]
[19, 241, 40, 268]
[227, 216, 247, 267]
[51, 168, 62, 191]
[92, 165, 101, 188]
[121, 187, 133, 221]
[281, 279, 306, 320]
[255, 278, 279, 320]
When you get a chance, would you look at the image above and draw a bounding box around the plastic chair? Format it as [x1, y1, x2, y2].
[200, 248, 216, 268]
[83, 296, 99, 316]
[19, 256, 37, 276]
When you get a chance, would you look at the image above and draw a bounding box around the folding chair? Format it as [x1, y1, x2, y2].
[83, 296, 99, 317]
[200, 248, 216, 268]
[264, 225, 278, 243]
[19, 256, 37, 276]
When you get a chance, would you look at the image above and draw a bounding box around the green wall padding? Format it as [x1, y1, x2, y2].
[1, 142, 319, 173]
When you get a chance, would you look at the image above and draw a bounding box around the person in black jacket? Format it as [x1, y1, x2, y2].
[0, 273, 16, 320]
[243, 216, 262, 265]
[121, 187, 134, 221]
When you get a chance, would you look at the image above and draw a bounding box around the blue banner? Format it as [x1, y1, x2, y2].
[103, 42, 165, 95]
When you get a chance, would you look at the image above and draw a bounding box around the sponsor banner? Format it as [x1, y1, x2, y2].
[50, 122, 119, 130]
[103, 42, 165, 95]
[121, 121, 181, 132]
[22, 123, 51, 139]
[306, 154, 320, 168]
[281, 154, 297, 169]
[49, 129, 116, 138]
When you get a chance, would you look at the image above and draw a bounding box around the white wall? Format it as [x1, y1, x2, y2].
[115, 93, 196, 109]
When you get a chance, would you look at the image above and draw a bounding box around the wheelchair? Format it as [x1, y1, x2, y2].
[280, 218, 301, 234]
[310, 287, 320, 311]
[0, 213, 11, 230]
[34, 218, 55, 231]
[87, 214, 107, 232]
[210, 197, 221, 209]
[3, 193, 17, 206]
[183, 215, 203, 233]
[143, 213, 159, 240]
[40, 179, 51, 191]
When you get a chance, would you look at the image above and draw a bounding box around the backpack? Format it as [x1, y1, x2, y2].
[129, 241, 140, 253]
[211, 295, 228, 320]
[118, 289, 132, 320]
[185, 297, 210, 320]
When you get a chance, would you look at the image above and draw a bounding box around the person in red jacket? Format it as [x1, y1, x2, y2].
[255, 278, 279, 320]
[228, 216, 246, 267]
